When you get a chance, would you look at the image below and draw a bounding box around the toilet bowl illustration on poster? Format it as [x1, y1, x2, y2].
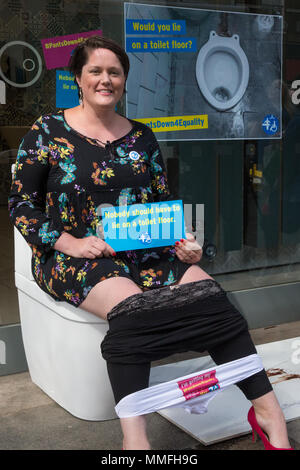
[196, 31, 249, 111]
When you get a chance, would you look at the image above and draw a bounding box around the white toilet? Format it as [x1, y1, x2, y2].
[12, 167, 209, 423]
[196, 31, 249, 111]
[14, 228, 211, 423]
[14, 226, 117, 421]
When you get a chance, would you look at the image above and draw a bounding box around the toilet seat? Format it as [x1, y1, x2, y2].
[15, 272, 105, 324]
[196, 31, 249, 111]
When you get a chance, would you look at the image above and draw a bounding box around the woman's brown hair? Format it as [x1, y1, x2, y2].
[68, 35, 130, 79]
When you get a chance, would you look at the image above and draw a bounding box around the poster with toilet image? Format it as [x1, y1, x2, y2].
[124, 3, 283, 141]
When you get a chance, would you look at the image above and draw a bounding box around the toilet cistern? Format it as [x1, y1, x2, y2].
[196, 31, 250, 111]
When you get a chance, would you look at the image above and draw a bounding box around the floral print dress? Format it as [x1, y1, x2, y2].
[9, 111, 191, 307]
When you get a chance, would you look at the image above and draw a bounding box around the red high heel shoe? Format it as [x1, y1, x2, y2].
[247, 406, 294, 450]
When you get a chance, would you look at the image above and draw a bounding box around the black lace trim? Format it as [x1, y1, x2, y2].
[107, 279, 224, 320]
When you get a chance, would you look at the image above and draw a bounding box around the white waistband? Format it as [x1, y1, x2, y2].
[115, 354, 263, 418]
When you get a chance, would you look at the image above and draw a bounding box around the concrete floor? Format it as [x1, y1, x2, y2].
[0, 321, 300, 451]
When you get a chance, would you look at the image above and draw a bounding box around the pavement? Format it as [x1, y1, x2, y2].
[0, 321, 300, 451]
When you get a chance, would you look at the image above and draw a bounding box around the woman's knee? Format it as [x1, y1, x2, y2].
[177, 264, 213, 285]
[80, 276, 143, 319]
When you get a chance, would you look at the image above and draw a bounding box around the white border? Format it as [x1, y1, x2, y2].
[124, 2, 282, 19]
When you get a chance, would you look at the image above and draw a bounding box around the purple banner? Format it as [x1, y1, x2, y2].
[41, 30, 102, 70]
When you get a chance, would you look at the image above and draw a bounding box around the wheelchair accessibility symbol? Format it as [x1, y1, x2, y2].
[262, 115, 279, 136]
[139, 232, 152, 244]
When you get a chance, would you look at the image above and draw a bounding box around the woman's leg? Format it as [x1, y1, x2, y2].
[80, 276, 143, 319]
[80, 277, 151, 449]
[251, 392, 291, 448]
[106, 361, 151, 450]
[176, 263, 213, 284]
[207, 330, 291, 448]
[177, 264, 291, 448]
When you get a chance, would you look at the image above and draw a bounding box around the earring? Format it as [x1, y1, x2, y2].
[79, 87, 83, 105]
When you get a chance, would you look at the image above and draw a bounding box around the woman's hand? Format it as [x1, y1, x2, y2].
[53, 232, 116, 259]
[174, 232, 202, 264]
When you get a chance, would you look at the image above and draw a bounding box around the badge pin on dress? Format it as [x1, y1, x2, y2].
[129, 151, 140, 161]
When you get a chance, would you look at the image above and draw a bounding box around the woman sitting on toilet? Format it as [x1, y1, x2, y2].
[9, 36, 292, 451]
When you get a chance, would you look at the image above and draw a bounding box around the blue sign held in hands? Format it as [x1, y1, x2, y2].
[100, 200, 186, 252]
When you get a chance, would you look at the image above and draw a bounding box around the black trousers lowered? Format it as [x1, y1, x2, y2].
[102, 280, 273, 405]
